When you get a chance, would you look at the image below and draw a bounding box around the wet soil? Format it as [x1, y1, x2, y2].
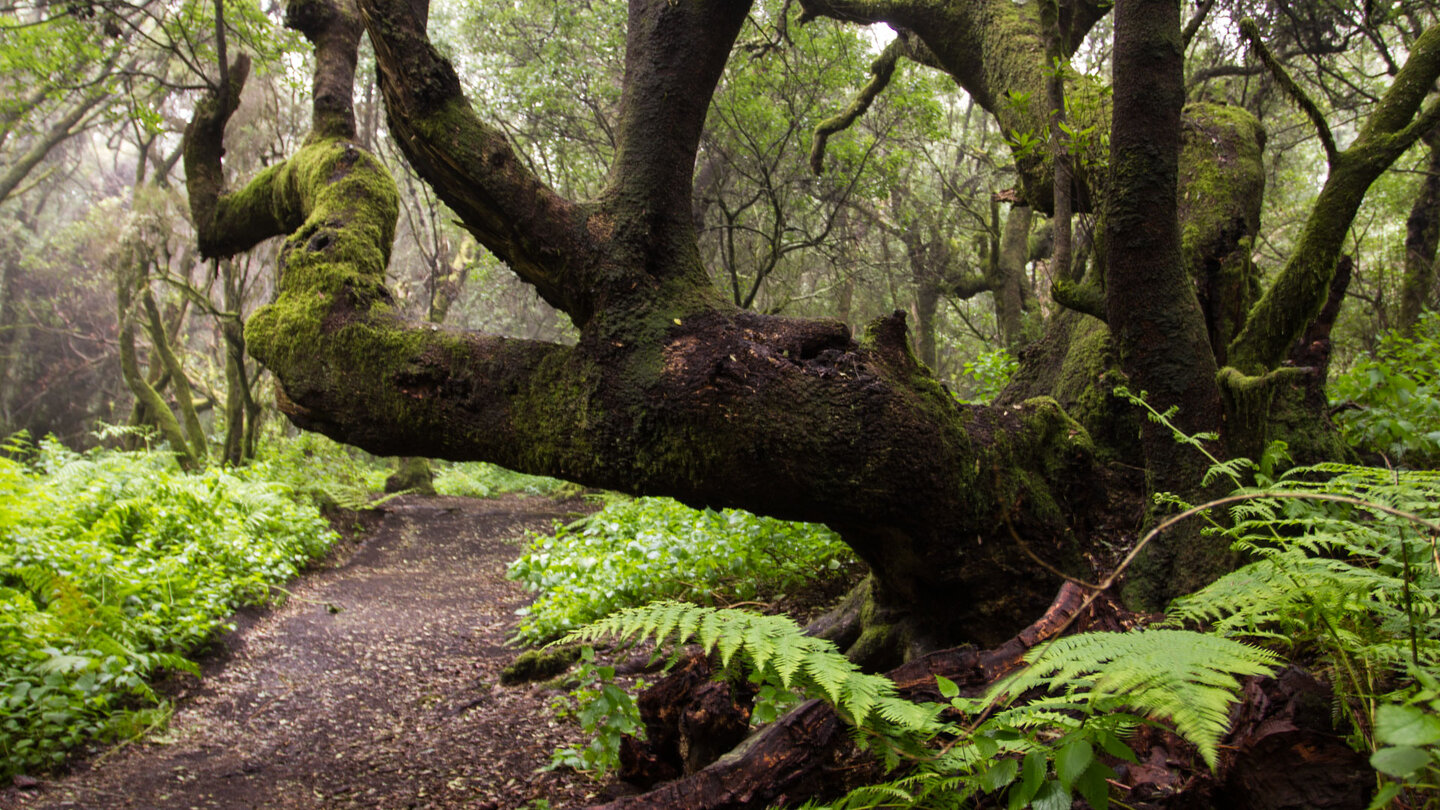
[1, 494, 603, 810]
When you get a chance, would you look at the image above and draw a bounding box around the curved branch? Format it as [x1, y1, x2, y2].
[355, 0, 594, 319]
[809, 36, 901, 174]
[1239, 18, 1338, 166]
[1230, 22, 1440, 373]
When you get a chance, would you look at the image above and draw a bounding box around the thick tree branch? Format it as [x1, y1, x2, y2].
[355, 0, 595, 319]
[1229, 22, 1440, 373]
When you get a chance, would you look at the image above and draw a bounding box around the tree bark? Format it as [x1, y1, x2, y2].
[1105, 0, 1224, 607]
[1399, 129, 1440, 332]
[993, 202, 1034, 351]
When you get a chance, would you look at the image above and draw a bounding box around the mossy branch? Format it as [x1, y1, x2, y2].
[809, 38, 900, 175]
[141, 290, 208, 463]
[1229, 21, 1440, 373]
[1181, 0, 1216, 51]
[114, 243, 200, 471]
[1050, 277, 1106, 322]
[1239, 18, 1337, 166]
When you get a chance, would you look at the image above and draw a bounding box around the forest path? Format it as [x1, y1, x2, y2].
[5, 494, 598, 810]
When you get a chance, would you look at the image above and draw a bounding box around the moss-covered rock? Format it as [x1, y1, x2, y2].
[500, 646, 583, 685]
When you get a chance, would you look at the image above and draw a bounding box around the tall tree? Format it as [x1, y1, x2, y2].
[183, 0, 1440, 668]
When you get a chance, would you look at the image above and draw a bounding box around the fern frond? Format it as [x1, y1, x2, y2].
[991, 629, 1279, 768]
[560, 602, 941, 742]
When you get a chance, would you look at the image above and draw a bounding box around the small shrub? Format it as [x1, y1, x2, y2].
[1331, 311, 1440, 466]
[507, 497, 857, 644]
[545, 647, 644, 776]
[0, 437, 337, 776]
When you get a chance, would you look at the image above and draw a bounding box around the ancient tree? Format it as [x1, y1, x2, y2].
[184, 0, 1440, 667]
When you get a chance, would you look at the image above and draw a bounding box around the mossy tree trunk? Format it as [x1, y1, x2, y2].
[185, 0, 1104, 656]
[188, 0, 1440, 653]
[993, 201, 1035, 352]
[1103, 0, 1224, 607]
[1400, 128, 1440, 333]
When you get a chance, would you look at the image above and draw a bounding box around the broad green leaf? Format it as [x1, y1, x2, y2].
[1055, 739, 1094, 787]
[1375, 704, 1440, 747]
[1371, 746, 1432, 778]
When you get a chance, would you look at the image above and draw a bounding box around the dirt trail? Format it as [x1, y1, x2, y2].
[3, 494, 600, 810]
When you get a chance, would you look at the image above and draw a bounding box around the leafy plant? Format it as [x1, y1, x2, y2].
[561, 601, 945, 757]
[1331, 311, 1440, 466]
[248, 429, 390, 510]
[1161, 461, 1440, 805]
[988, 631, 1279, 769]
[562, 602, 1273, 808]
[432, 461, 570, 499]
[953, 348, 1019, 404]
[1369, 685, 1440, 807]
[0, 437, 337, 776]
[546, 647, 644, 776]
[507, 497, 856, 644]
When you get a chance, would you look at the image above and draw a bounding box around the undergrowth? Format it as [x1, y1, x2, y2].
[551, 403, 1440, 807]
[564, 602, 1278, 809]
[433, 461, 571, 499]
[508, 496, 857, 644]
[1331, 311, 1440, 467]
[0, 436, 337, 777]
[249, 429, 389, 510]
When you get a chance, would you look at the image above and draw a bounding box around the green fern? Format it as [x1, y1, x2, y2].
[989, 630, 1280, 768]
[560, 601, 944, 737]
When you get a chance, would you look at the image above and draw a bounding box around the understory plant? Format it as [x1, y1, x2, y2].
[433, 461, 570, 499]
[507, 496, 856, 644]
[1331, 311, 1440, 467]
[545, 646, 645, 776]
[562, 601, 1278, 809]
[249, 428, 390, 510]
[1166, 461, 1440, 807]
[0, 436, 337, 776]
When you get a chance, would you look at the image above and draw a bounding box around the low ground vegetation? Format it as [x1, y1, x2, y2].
[0, 436, 338, 776]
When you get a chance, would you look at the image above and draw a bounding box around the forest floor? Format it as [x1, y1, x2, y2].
[1, 493, 611, 810]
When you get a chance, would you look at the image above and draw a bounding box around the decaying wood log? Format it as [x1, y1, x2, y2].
[619, 650, 755, 788]
[1216, 667, 1371, 810]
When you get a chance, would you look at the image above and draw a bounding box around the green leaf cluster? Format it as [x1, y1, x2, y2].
[432, 461, 569, 499]
[0, 437, 336, 776]
[1331, 311, 1440, 466]
[544, 647, 644, 777]
[561, 601, 944, 748]
[506, 497, 856, 644]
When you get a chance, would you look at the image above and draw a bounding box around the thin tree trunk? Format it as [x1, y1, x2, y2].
[1400, 130, 1440, 332]
[1105, 0, 1224, 607]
